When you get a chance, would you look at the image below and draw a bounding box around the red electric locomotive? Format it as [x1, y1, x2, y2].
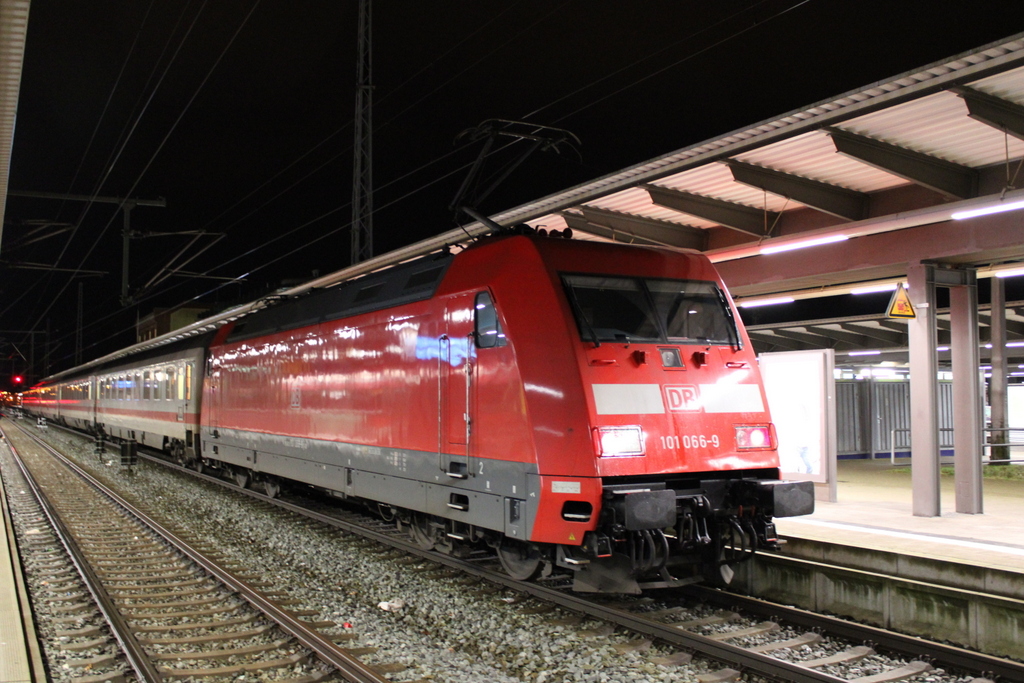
[20, 230, 812, 591]
[199, 231, 813, 592]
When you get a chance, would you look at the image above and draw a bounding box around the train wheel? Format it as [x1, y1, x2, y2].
[497, 538, 542, 581]
[233, 469, 250, 489]
[263, 478, 281, 499]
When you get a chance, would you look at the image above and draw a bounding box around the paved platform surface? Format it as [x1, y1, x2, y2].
[777, 459, 1024, 575]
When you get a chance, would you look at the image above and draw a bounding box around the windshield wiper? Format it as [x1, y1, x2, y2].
[566, 286, 601, 348]
[716, 288, 743, 351]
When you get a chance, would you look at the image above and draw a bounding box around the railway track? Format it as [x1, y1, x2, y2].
[0, 421, 394, 683]
[15, 419, 1024, 683]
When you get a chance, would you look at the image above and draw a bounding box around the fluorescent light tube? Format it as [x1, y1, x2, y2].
[760, 234, 848, 255]
[994, 266, 1024, 279]
[951, 198, 1024, 220]
[738, 297, 795, 308]
[850, 283, 899, 295]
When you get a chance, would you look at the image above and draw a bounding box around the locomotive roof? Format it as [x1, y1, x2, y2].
[224, 250, 455, 344]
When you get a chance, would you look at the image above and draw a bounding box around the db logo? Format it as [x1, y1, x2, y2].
[665, 385, 700, 412]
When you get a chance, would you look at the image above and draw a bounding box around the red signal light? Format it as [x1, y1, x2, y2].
[12, 375, 23, 385]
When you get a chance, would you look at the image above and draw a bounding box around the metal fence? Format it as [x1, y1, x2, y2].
[836, 380, 955, 458]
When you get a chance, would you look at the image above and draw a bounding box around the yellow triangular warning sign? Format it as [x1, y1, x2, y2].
[887, 283, 916, 319]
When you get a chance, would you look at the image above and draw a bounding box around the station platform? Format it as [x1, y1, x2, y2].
[776, 459, 1024, 576]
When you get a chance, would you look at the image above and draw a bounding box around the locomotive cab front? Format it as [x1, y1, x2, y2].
[527, 239, 814, 592]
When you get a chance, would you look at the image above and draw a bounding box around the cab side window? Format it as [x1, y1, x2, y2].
[474, 291, 507, 349]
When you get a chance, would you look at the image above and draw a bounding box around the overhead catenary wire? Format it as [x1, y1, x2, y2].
[189, 0, 559, 242]
[42, 2, 818, 368]
[51, 0, 158, 238]
[48, 140, 485, 361]
[0, 0, 185, 326]
[27, 0, 264, 334]
[543, 0, 815, 125]
[56, 0, 208, 269]
[1, 0, 211, 326]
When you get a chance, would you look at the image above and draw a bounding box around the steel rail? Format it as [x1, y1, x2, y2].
[1, 424, 166, 682]
[0, 432, 53, 682]
[9, 422, 391, 683]
[132, 453, 849, 683]
[686, 585, 1024, 683]
[54, 428, 1024, 683]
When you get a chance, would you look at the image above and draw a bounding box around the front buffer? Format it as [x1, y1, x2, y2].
[562, 476, 815, 594]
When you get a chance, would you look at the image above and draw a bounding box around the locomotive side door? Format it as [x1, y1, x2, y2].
[205, 355, 220, 436]
[440, 294, 475, 479]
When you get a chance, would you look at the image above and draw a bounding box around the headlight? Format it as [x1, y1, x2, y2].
[735, 424, 774, 450]
[595, 426, 645, 457]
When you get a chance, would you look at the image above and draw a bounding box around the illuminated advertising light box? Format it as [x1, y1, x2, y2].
[759, 350, 837, 500]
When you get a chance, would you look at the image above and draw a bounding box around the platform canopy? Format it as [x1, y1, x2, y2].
[0, 0, 31, 254]
[500, 32, 1024, 303]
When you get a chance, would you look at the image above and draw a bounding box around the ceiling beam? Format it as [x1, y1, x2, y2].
[952, 86, 1024, 142]
[562, 207, 708, 250]
[643, 184, 771, 237]
[978, 313, 1024, 337]
[747, 332, 808, 351]
[726, 160, 869, 221]
[838, 322, 905, 345]
[561, 212, 662, 248]
[773, 328, 837, 347]
[875, 319, 908, 334]
[805, 325, 882, 347]
[827, 127, 978, 199]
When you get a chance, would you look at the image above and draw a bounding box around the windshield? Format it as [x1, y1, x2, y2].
[562, 274, 738, 345]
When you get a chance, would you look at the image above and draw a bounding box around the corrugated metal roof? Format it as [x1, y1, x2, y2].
[733, 131, 907, 193]
[0, 0, 31, 254]
[974, 66, 1024, 104]
[651, 163, 805, 212]
[836, 90, 1024, 166]
[502, 34, 1024, 227]
[583, 187, 708, 227]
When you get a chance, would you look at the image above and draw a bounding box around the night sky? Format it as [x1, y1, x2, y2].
[2, 1, 1023, 383]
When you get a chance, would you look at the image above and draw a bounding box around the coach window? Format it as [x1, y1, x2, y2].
[143, 371, 151, 400]
[185, 363, 193, 401]
[134, 373, 141, 400]
[168, 368, 177, 400]
[474, 292, 506, 349]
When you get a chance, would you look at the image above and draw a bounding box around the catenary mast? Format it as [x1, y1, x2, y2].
[350, 0, 373, 265]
